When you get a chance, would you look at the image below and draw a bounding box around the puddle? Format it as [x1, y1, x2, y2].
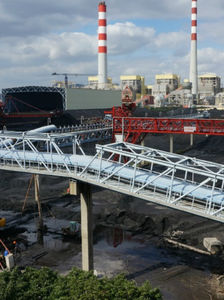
[0, 212, 219, 300]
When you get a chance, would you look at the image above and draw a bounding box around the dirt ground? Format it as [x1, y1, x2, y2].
[1, 133, 224, 299]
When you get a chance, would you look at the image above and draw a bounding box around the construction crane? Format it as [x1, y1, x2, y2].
[51, 72, 94, 88]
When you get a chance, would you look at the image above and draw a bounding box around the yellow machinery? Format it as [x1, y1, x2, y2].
[0, 218, 6, 227]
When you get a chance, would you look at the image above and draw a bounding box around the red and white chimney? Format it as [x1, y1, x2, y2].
[189, 0, 198, 100]
[98, 2, 107, 89]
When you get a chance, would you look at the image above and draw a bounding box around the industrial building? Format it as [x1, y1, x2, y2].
[2, 85, 121, 115]
[66, 88, 121, 110]
[120, 75, 145, 99]
[215, 92, 224, 109]
[52, 80, 80, 89]
[168, 88, 193, 108]
[87, 76, 113, 89]
[152, 74, 179, 97]
[198, 73, 221, 99]
[145, 85, 153, 95]
[2, 86, 66, 112]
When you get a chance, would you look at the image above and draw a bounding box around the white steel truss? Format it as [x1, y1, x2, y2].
[0, 134, 224, 223]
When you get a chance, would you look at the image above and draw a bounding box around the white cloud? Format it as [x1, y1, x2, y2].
[198, 48, 224, 75]
[0, 0, 223, 89]
[108, 22, 155, 55]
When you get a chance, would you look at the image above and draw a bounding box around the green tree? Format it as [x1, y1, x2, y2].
[0, 267, 162, 300]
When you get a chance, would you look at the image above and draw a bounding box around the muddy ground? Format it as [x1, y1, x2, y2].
[1, 133, 224, 299]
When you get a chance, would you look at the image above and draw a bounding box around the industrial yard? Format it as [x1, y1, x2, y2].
[0, 0, 224, 299]
[1, 133, 224, 300]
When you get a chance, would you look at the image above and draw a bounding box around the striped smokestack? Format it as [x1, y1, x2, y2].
[189, 0, 198, 100]
[98, 1, 107, 89]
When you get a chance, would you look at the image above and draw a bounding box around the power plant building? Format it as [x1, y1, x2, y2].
[198, 73, 221, 99]
[152, 74, 179, 97]
[120, 75, 145, 99]
[168, 88, 193, 108]
[88, 76, 113, 89]
[215, 92, 224, 109]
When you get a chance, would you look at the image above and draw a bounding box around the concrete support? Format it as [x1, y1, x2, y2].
[5, 253, 14, 270]
[80, 182, 93, 271]
[69, 180, 79, 196]
[190, 134, 194, 147]
[170, 135, 174, 153]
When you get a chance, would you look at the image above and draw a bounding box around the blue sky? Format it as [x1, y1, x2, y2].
[0, 0, 223, 89]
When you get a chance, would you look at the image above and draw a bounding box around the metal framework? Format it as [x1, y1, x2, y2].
[0, 130, 224, 223]
[113, 117, 224, 143]
[0, 125, 112, 149]
[2, 86, 66, 111]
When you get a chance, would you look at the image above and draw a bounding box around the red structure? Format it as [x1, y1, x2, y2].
[0, 95, 59, 128]
[113, 117, 224, 141]
[106, 104, 224, 143]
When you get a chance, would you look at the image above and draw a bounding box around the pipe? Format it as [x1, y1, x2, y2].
[0, 125, 57, 148]
[0, 148, 224, 206]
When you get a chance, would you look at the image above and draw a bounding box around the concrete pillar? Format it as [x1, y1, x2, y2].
[170, 135, 174, 153]
[80, 182, 93, 271]
[5, 253, 14, 270]
[190, 134, 194, 147]
[69, 180, 79, 196]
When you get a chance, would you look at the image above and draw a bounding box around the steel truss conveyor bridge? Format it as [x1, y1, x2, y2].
[112, 117, 224, 143]
[0, 130, 224, 224]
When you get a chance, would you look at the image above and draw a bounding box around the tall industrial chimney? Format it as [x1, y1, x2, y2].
[98, 1, 107, 89]
[189, 0, 198, 101]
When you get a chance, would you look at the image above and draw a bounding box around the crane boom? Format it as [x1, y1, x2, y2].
[51, 72, 95, 88]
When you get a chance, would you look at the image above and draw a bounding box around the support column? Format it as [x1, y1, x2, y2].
[170, 135, 174, 153]
[69, 179, 79, 195]
[190, 134, 194, 147]
[80, 182, 93, 271]
[34, 174, 43, 244]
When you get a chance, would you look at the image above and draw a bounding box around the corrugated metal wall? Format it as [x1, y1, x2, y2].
[66, 88, 121, 110]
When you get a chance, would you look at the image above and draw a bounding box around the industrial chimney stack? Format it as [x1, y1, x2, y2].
[98, 1, 107, 89]
[189, 0, 198, 101]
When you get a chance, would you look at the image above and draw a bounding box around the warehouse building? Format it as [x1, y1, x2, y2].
[66, 88, 121, 110]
